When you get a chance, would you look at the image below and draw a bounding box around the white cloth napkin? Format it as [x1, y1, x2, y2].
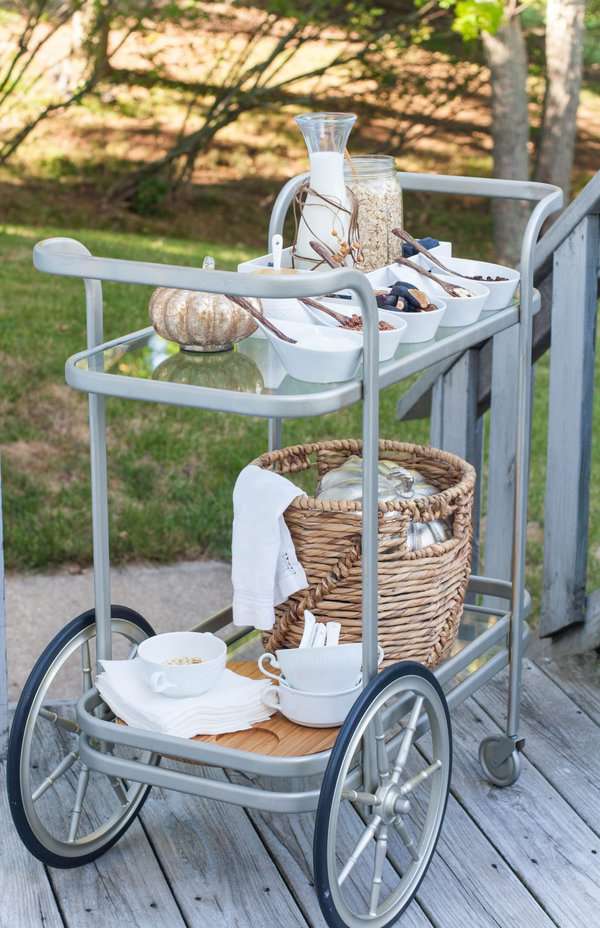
[232, 464, 308, 630]
[96, 659, 274, 738]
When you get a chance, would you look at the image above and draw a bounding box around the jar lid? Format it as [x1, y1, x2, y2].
[344, 155, 396, 178]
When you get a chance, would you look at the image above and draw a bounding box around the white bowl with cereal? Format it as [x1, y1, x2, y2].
[137, 631, 226, 698]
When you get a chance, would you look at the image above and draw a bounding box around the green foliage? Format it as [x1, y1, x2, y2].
[131, 174, 171, 216]
[452, 1, 504, 39]
[422, 0, 504, 39]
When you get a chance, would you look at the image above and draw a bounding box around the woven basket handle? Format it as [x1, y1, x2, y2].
[264, 537, 362, 652]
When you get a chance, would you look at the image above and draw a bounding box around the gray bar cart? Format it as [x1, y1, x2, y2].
[7, 173, 561, 927]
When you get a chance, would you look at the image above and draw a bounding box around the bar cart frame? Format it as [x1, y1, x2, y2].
[8, 173, 561, 926]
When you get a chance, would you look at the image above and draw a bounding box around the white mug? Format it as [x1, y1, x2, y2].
[137, 632, 226, 698]
[258, 644, 384, 694]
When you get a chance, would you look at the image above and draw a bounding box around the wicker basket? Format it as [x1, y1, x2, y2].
[253, 439, 476, 669]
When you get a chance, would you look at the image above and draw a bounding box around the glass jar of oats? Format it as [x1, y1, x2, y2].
[345, 155, 403, 272]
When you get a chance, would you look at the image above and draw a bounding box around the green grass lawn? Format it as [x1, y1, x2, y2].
[1, 219, 599, 620]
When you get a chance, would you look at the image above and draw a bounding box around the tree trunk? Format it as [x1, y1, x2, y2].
[482, 14, 530, 264]
[535, 0, 586, 200]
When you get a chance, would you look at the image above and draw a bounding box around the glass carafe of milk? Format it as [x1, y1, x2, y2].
[293, 112, 357, 268]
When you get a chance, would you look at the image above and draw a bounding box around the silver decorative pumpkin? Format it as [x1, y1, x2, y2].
[148, 257, 257, 353]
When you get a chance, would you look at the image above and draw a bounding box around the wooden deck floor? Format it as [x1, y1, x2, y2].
[2, 652, 600, 928]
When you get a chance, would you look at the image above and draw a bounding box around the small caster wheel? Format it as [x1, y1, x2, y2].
[7, 605, 157, 868]
[479, 736, 521, 788]
[314, 662, 451, 928]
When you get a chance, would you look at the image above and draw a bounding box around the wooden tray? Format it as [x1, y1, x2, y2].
[192, 662, 340, 757]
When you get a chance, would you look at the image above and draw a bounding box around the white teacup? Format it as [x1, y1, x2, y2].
[258, 643, 383, 694]
[137, 632, 226, 698]
[262, 679, 361, 728]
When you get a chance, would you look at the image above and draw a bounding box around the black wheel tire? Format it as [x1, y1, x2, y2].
[7, 604, 155, 868]
[314, 662, 452, 928]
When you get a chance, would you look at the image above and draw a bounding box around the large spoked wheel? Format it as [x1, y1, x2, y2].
[314, 662, 451, 928]
[7, 605, 157, 868]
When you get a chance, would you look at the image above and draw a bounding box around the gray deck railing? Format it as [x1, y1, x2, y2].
[540, 176, 600, 652]
[398, 171, 600, 650]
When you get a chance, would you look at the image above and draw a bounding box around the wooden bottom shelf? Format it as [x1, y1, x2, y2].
[191, 661, 340, 757]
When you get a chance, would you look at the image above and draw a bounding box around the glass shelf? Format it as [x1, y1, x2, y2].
[68, 301, 521, 419]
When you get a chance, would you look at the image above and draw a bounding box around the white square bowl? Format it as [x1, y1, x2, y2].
[301, 299, 407, 361]
[415, 255, 520, 312]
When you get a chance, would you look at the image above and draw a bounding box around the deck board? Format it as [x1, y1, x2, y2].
[536, 652, 600, 726]
[449, 696, 600, 927]
[139, 762, 309, 928]
[0, 760, 65, 928]
[35, 717, 188, 928]
[227, 771, 434, 928]
[3, 653, 600, 927]
[405, 785, 556, 928]
[473, 660, 600, 835]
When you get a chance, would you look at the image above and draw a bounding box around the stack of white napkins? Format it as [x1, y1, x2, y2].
[96, 659, 274, 739]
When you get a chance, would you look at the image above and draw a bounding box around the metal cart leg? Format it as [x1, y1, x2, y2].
[268, 417, 282, 452]
[358, 277, 381, 795]
[89, 392, 112, 667]
[480, 199, 556, 787]
[84, 267, 112, 669]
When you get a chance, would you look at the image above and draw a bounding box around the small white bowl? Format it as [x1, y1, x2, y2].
[418, 255, 520, 313]
[302, 301, 407, 362]
[137, 632, 226, 698]
[262, 679, 361, 727]
[254, 319, 363, 383]
[387, 265, 489, 328]
[259, 643, 363, 693]
[382, 301, 447, 343]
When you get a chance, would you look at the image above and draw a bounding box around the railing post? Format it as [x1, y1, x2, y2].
[541, 213, 600, 638]
[430, 350, 483, 574]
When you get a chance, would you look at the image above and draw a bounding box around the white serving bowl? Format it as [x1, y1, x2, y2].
[417, 255, 520, 313]
[259, 298, 314, 328]
[137, 632, 226, 698]
[385, 265, 489, 328]
[383, 301, 446, 343]
[262, 679, 361, 727]
[315, 289, 446, 345]
[254, 319, 363, 383]
[302, 301, 407, 362]
[259, 643, 363, 693]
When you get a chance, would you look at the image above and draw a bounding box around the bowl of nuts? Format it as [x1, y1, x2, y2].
[301, 297, 408, 362]
[137, 632, 226, 698]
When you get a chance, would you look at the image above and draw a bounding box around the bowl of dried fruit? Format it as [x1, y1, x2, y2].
[372, 281, 447, 343]
[386, 265, 489, 328]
